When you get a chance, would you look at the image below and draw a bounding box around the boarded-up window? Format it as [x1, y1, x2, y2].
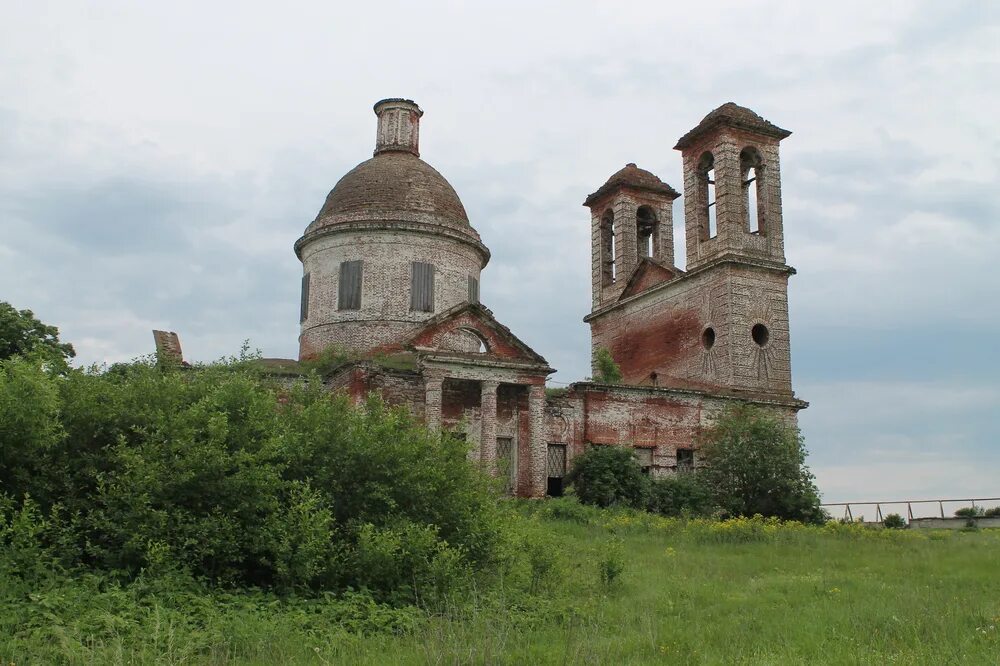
[635, 447, 653, 475]
[300, 273, 310, 322]
[410, 262, 435, 312]
[338, 260, 362, 311]
[468, 276, 480, 304]
[496, 437, 515, 494]
[676, 448, 694, 472]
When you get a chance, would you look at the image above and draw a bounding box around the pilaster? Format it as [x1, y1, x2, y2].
[528, 384, 547, 498]
[479, 380, 499, 474]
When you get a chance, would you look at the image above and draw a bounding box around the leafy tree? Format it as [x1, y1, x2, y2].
[697, 404, 824, 524]
[0, 302, 75, 367]
[0, 357, 509, 599]
[593, 347, 622, 384]
[647, 472, 715, 517]
[566, 445, 649, 508]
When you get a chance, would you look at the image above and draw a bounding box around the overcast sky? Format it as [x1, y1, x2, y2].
[2, 1, 998, 506]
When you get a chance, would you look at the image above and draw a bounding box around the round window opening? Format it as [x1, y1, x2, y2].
[701, 327, 716, 350]
[751, 323, 770, 347]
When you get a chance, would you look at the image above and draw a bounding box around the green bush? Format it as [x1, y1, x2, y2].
[647, 473, 715, 517]
[565, 446, 649, 509]
[593, 348, 622, 384]
[883, 513, 906, 529]
[954, 506, 984, 518]
[697, 405, 824, 524]
[0, 355, 508, 599]
[984, 506, 1000, 518]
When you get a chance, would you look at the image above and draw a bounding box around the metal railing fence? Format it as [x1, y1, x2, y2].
[821, 497, 1000, 522]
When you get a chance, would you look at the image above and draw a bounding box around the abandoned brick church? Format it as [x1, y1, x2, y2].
[294, 98, 807, 498]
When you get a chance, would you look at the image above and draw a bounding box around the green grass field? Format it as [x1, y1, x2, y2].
[3, 505, 999, 664]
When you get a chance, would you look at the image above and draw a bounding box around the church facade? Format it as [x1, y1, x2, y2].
[294, 98, 807, 498]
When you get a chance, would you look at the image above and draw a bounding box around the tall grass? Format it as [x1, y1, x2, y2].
[3, 501, 998, 664]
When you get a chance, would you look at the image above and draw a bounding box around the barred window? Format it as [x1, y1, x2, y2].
[338, 260, 362, 311]
[411, 262, 435, 312]
[300, 273, 310, 323]
[676, 448, 695, 472]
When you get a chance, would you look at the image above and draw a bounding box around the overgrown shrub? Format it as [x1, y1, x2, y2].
[984, 507, 1000, 518]
[0, 355, 508, 600]
[565, 446, 649, 509]
[883, 513, 906, 529]
[955, 507, 985, 518]
[647, 473, 715, 517]
[697, 405, 824, 524]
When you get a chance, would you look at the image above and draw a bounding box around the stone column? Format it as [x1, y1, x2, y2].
[528, 384, 547, 498]
[424, 372, 444, 431]
[479, 380, 499, 475]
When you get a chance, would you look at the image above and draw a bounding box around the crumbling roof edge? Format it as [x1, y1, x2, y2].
[568, 380, 808, 409]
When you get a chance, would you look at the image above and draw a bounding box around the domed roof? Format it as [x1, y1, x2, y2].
[674, 102, 791, 150]
[304, 152, 473, 236]
[583, 163, 680, 207]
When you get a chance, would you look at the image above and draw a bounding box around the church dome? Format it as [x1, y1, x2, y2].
[305, 151, 472, 235]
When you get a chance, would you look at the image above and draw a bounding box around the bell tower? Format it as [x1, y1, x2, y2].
[674, 102, 791, 270]
[584, 103, 800, 399]
[583, 163, 681, 310]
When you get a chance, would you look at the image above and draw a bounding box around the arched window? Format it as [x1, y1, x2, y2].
[457, 327, 490, 353]
[698, 152, 717, 240]
[636, 206, 658, 259]
[741, 147, 765, 235]
[601, 209, 615, 286]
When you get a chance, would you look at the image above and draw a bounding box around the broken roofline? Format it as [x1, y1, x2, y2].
[569, 380, 808, 410]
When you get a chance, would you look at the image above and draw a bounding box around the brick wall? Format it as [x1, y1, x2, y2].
[299, 227, 484, 358]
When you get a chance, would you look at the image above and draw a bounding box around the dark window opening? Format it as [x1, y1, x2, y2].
[300, 273, 310, 323]
[676, 448, 694, 473]
[702, 327, 716, 350]
[337, 260, 362, 311]
[468, 275, 480, 304]
[546, 443, 567, 497]
[752, 323, 770, 347]
[637, 206, 657, 259]
[601, 210, 616, 286]
[635, 447, 654, 475]
[410, 262, 435, 312]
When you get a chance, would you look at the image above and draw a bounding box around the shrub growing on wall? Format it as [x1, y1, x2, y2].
[566, 445, 649, 508]
[697, 405, 824, 524]
[593, 347, 622, 384]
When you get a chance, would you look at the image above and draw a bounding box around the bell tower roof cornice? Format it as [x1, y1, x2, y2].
[583, 163, 680, 208]
[674, 102, 791, 151]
